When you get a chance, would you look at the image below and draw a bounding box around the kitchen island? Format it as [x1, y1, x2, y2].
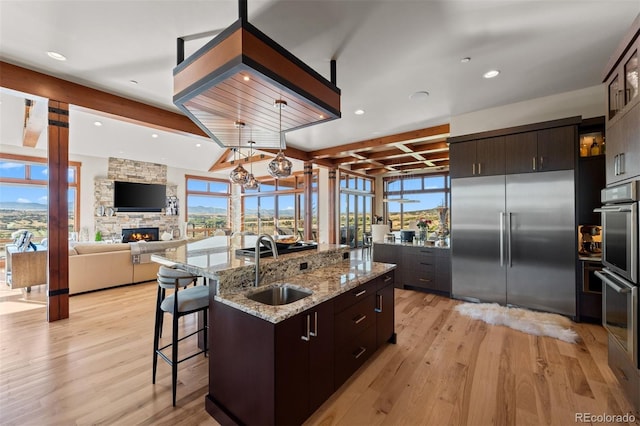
[151, 236, 396, 425]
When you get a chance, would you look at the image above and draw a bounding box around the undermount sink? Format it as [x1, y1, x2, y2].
[246, 284, 312, 306]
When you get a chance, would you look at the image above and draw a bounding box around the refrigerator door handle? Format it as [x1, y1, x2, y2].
[499, 212, 505, 267]
[508, 212, 513, 267]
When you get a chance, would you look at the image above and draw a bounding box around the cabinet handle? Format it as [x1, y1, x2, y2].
[420, 262, 432, 266]
[478, 162, 482, 175]
[310, 311, 318, 337]
[419, 278, 432, 283]
[375, 294, 383, 313]
[539, 156, 543, 170]
[614, 154, 619, 175]
[472, 163, 476, 175]
[301, 314, 311, 341]
[419, 250, 433, 254]
[619, 153, 625, 175]
[353, 314, 367, 324]
[354, 289, 366, 297]
[532, 156, 536, 171]
[383, 275, 392, 283]
[353, 346, 367, 359]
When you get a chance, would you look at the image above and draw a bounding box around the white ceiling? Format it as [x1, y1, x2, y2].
[1, 0, 638, 173]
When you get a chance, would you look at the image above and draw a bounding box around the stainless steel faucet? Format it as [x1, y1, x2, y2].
[255, 234, 279, 287]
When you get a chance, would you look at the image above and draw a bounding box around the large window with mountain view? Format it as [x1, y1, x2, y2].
[0, 154, 81, 256]
[242, 171, 318, 239]
[185, 175, 230, 238]
[383, 173, 450, 232]
[339, 171, 374, 248]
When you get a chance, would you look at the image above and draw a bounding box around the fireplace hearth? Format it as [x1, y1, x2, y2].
[122, 227, 159, 243]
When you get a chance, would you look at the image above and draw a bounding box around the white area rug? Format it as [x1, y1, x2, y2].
[454, 302, 579, 343]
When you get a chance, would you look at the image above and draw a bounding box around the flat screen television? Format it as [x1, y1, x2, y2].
[114, 181, 166, 212]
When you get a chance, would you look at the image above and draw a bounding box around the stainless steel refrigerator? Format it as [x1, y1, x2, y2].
[451, 170, 576, 316]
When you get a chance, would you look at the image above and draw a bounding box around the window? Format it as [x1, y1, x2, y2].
[242, 170, 318, 240]
[339, 171, 374, 248]
[383, 173, 450, 231]
[185, 175, 230, 238]
[0, 153, 81, 253]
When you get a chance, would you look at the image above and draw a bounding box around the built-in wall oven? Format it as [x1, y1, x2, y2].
[595, 180, 639, 370]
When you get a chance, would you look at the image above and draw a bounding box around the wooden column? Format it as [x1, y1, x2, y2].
[303, 162, 313, 240]
[328, 168, 337, 244]
[47, 100, 70, 322]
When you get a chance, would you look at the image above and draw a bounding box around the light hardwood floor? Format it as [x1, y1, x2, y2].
[1, 279, 638, 426]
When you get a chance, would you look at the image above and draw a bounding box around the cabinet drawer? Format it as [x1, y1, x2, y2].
[376, 271, 395, 291]
[333, 280, 377, 313]
[335, 294, 376, 347]
[334, 324, 376, 388]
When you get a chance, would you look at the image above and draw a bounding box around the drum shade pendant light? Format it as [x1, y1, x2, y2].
[268, 100, 293, 179]
[229, 122, 249, 185]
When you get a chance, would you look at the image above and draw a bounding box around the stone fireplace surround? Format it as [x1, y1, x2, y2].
[94, 158, 179, 240]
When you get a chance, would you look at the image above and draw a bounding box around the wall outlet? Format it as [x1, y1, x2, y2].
[300, 262, 308, 270]
[343, 252, 349, 259]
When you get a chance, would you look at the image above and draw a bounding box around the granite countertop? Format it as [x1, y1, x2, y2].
[150, 235, 348, 280]
[216, 258, 396, 324]
[373, 241, 450, 249]
[150, 235, 395, 324]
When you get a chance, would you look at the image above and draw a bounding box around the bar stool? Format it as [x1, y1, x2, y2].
[152, 265, 209, 406]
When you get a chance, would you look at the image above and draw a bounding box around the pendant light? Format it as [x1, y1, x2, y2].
[229, 121, 249, 185]
[244, 140, 260, 190]
[268, 100, 293, 178]
[382, 172, 419, 203]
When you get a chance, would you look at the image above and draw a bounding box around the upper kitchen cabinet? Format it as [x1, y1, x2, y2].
[505, 127, 575, 174]
[449, 117, 580, 178]
[603, 14, 640, 185]
[449, 136, 505, 178]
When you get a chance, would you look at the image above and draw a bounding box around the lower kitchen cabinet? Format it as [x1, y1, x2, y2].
[372, 243, 402, 287]
[401, 246, 451, 295]
[276, 300, 334, 423]
[208, 272, 396, 426]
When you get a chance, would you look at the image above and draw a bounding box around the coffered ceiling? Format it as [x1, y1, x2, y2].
[0, 1, 638, 177]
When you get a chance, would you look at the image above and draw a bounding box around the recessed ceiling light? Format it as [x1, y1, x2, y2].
[151, 133, 159, 138]
[410, 91, 430, 101]
[129, 80, 139, 85]
[46, 51, 66, 61]
[483, 69, 500, 79]
[460, 57, 471, 63]
[354, 109, 365, 115]
[196, 143, 201, 147]
[243, 75, 250, 81]
[319, 114, 324, 119]
[93, 121, 103, 127]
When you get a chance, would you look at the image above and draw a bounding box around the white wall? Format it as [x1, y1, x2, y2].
[450, 84, 605, 137]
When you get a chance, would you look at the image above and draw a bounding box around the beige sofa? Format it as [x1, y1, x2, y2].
[68, 243, 160, 294]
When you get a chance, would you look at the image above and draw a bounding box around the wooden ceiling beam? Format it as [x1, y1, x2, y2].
[308, 123, 450, 158]
[1, 61, 209, 139]
[22, 98, 47, 147]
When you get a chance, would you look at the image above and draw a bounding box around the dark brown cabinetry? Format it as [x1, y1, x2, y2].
[449, 118, 580, 180]
[276, 300, 334, 422]
[209, 299, 334, 426]
[603, 20, 640, 185]
[449, 136, 505, 178]
[208, 272, 396, 426]
[504, 127, 575, 174]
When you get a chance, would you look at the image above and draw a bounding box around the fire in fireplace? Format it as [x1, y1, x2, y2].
[122, 227, 159, 243]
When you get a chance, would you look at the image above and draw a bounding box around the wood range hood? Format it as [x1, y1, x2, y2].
[173, 0, 341, 150]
